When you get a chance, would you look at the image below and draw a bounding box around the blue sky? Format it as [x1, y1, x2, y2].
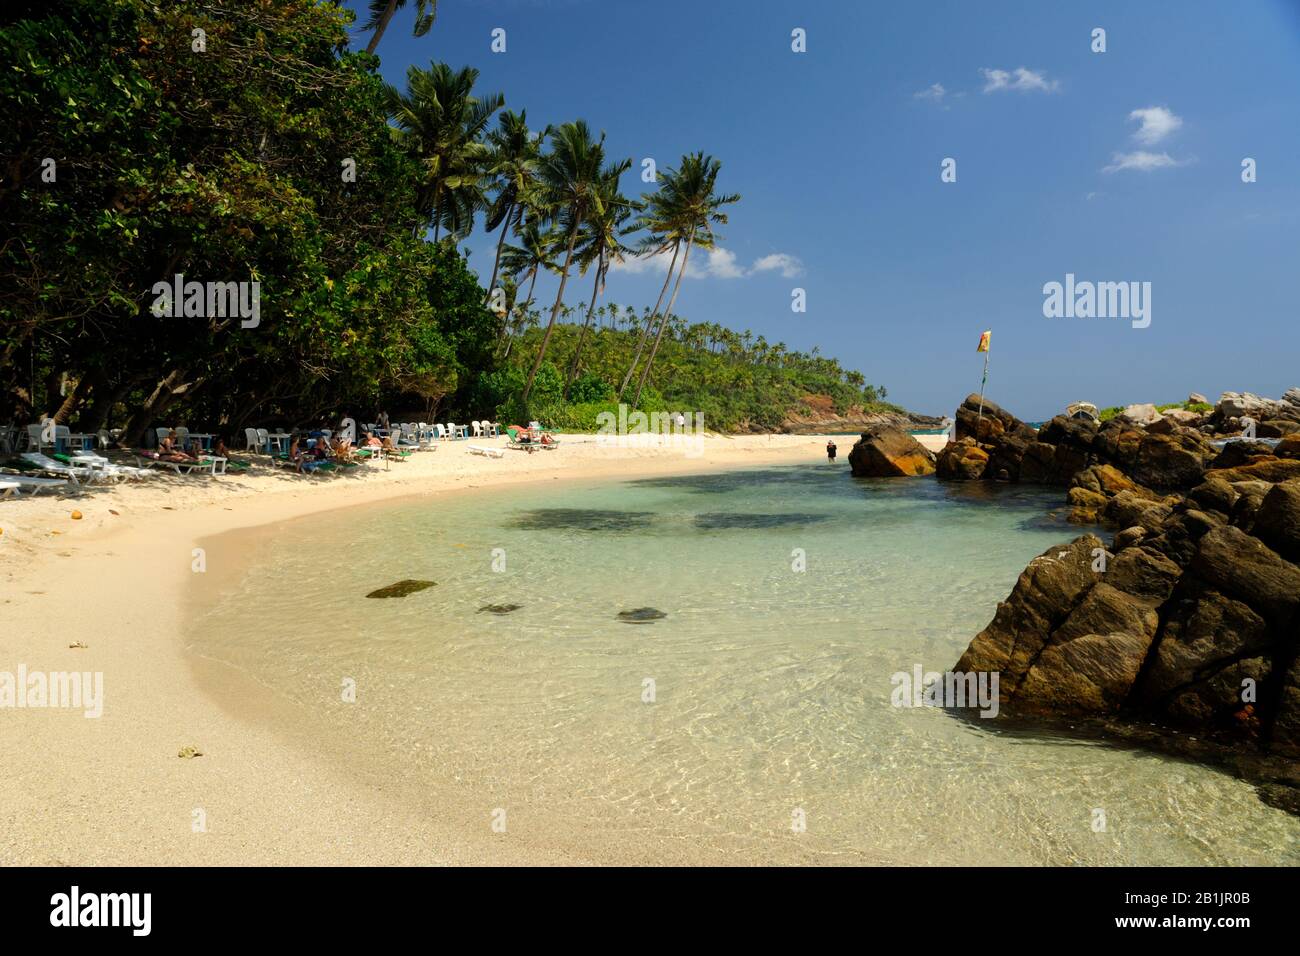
[343, 0, 1300, 420]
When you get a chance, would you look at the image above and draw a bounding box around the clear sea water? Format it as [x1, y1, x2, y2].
[186, 465, 1300, 864]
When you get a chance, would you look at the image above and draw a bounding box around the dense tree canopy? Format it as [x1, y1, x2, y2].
[0, 0, 893, 444]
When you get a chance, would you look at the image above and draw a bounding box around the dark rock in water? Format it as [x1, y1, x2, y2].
[935, 439, 989, 481]
[693, 512, 829, 530]
[478, 603, 522, 614]
[366, 579, 436, 599]
[617, 607, 667, 624]
[847, 424, 935, 477]
[508, 508, 655, 532]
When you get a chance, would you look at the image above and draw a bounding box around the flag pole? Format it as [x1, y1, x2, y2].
[976, 341, 990, 429]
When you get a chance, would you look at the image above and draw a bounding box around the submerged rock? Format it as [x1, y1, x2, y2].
[847, 424, 936, 477]
[478, 603, 522, 614]
[366, 579, 437, 599]
[617, 607, 667, 624]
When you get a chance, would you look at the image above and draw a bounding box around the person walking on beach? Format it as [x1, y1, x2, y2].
[826, 439, 837, 462]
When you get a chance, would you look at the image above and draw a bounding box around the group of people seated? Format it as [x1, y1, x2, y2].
[510, 425, 557, 445]
[285, 432, 358, 472]
[151, 429, 218, 463]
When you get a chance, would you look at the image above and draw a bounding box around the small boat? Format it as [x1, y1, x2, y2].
[1066, 401, 1099, 422]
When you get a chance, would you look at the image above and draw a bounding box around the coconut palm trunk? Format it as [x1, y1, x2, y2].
[632, 231, 693, 410]
[365, 0, 399, 54]
[564, 262, 603, 399]
[484, 200, 515, 305]
[617, 242, 679, 401]
[503, 264, 540, 361]
[522, 222, 579, 402]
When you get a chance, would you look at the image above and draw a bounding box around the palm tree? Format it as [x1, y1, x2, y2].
[522, 121, 614, 404]
[363, 0, 436, 56]
[615, 190, 688, 401]
[388, 63, 503, 241]
[631, 153, 739, 409]
[501, 219, 559, 314]
[563, 167, 638, 398]
[483, 111, 547, 305]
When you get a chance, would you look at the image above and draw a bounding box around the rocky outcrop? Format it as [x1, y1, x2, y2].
[938, 395, 1215, 490]
[848, 424, 936, 477]
[1203, 389, 1300, 438]
[953, 474, 1300, 812]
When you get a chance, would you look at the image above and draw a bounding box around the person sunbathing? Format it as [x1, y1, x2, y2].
[362, 431, 382, 449]
[288, 437, 322, 473]
[158, 432, 198, 462]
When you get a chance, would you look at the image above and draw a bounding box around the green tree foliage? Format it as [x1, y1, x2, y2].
[0, 0, 496, 441]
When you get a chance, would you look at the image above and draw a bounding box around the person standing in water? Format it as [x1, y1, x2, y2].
[826, 439, 837, 461]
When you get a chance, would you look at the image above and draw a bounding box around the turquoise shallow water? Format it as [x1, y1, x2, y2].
[188, 465, 1300, 864]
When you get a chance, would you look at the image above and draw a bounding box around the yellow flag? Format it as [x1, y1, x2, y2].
[977, 330, 991, 353]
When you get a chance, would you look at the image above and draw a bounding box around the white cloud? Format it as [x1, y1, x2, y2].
[751, 253, 806, 278]
[613, 249, 675, 275]
[700, 247, 747, 279]
[914, 83, 946, 102]
[614, 248, 803, 280]
[1127, 106, 1182, 145]
[1101, 151, 1188, 173]
[980, 67, 1059, 94]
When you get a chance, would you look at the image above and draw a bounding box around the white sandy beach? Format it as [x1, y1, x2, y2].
[0, 431, 912, 865]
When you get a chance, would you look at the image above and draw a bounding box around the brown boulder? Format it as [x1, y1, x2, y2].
[1130, 433, 1211, 488]
[955, 534, 1104, 694]
[1208, 457, 1300, 484]
[935, 439, 989, 480]
[1190, 525, 1300, 622]
[1252, 479, 1300, 562]
[847, 425, 936, 477]
[1015, 583, 1161, 713]
[1137, 588, 1270, 701]
[1275, 434, 1300, 460]
[1103, 546, 1182, 604]
[1187, 476, 1238, 514]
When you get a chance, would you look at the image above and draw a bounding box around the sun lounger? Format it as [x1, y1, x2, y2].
[0, 472, 76, 495]
[20, 451, 115, 484]
[132, 450, 223, 475]
[59, 452, 153, 480]
[467, 445, 505, 459]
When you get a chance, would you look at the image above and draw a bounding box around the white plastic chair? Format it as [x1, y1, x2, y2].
[471, 421, 482, 437]
[26, 424, 48, 451]
[244, 427, 260, 451]
[445, 422, 457, 440]
[174, 426, 191, 450]
[256, 428, 270, 454]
